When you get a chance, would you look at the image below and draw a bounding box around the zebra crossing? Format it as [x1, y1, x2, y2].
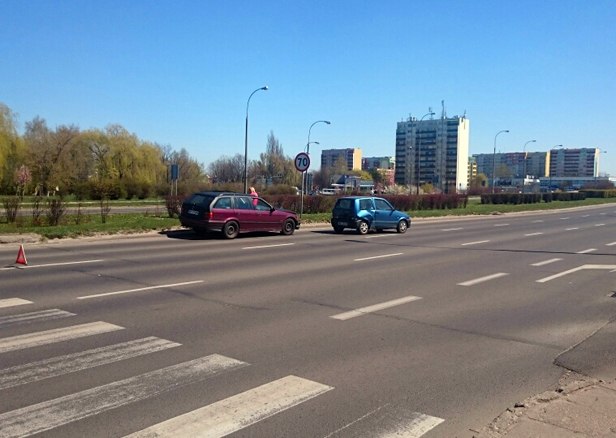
[0, 297, 444, 437]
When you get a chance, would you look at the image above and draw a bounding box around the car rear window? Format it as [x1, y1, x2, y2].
[185, 194, 215, 209]
[335, 199, 354, 210]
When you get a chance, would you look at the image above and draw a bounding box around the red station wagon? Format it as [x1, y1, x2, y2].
[179, 191, 300, 239]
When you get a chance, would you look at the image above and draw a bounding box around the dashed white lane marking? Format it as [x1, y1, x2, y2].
[0, 321, 124, 354]
[560, 217, 570, 220]
[0, 309, 75, 328]
[242, 243, 295, 249]
[461, 240, 489, 246]
[458, 273, 509, 286]
[0, 337, 180, 390]
[596, 224, 605, 227]
[583, 215, 590, 217]
[330, 295, 423, 320]
[566, 228, 579, 231]
[525, 232, 543, 236]
[532, 220, 544, 223]
[0, 298, 32, 309]
[354, 253, 403, 262]
[577, 248, 597, 254]
[0, 355, 247, 438]
[494, 224, 509, 227]
[124, 375, 333, 438]
[323, 404, 444, 438]
[536, 264, 616, 283]
[606, 241, 616, 246]
[442, 228, 463, 231]
[77, 280, 204, 300]
[600, 212, 607, 215]
[531, 258, 563, 267]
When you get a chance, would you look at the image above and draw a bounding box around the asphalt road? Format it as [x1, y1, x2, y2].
[1, 203, 615, 437]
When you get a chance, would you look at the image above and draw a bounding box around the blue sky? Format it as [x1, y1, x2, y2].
[2, 0, 614, 175]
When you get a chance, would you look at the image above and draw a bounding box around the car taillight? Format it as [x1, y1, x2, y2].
[206, 212, 213, 219]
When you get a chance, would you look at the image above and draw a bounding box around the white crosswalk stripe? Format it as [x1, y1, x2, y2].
[0, 309, 75, 328]
[0, 336, 180, 390]
[125, 375, 333, 438]
[0, 355, 248, 438]
[0, 298, 32, 309]
[0, 321, 124, 354]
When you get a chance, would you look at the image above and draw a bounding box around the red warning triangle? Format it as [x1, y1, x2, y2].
[15, 244, 27, 265]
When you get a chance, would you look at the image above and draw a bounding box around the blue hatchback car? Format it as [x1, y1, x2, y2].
[331, 196, 411, 235]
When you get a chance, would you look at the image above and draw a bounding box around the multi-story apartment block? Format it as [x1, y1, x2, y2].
[474, 151, 550, 182]
[467, 156, 477, 186]
[549, 148, 599, 177]
[395, 114, 470, 192]
[362, 156, 395, 171]
[321, 148, 362, 170]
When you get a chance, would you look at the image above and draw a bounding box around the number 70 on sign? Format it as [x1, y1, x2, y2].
[294, 152, 310, 172]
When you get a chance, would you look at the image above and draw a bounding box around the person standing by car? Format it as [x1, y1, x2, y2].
[249, 187, 258, 205]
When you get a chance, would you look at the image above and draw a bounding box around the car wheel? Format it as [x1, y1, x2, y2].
[397, 220, 408, 234]
[333, 226, 344, 234]
[281, 218, 295, 235]
[357, 220, 369, 235]
[223, 221, 239, 239]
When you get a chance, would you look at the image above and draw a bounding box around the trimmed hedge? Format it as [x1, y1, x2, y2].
[262, 194, 469, 213]
[481, 192, 586, 204]
[580, 190, 616, 198]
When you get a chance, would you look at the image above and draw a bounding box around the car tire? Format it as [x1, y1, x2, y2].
[223, 221, 239, 239]
[357, 220, 370, 235]
[333, 226, 344, 234]
[397, 220, 408, 234]
[281, 218, 295, 235]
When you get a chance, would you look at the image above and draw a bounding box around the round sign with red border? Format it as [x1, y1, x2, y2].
[294, 152, 310, 172]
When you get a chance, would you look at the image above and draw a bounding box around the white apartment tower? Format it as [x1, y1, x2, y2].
[395, 113, 470, 193]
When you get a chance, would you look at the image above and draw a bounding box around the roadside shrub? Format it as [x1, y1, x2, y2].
[2, 196, 21, 223]
[165, 194, 188, 218]
[46, 197, 67, 226]
[32, 196, 44, 226]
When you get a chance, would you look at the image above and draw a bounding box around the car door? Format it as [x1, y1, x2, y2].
[358, 198, 376, 225]
[373, 198, 397, 229]
[254, 198, 279, 231]
[232, 196, 259, 232]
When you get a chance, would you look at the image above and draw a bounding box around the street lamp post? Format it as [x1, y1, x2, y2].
[300, 120, 330, 218]
[416, 112, 435, 195]
[522, 140, 536, 193]
[492, 130, 509, 193]
[548, 145, 563, 192]
[243, 86, 268, 194]
[594, 149, 607, 188]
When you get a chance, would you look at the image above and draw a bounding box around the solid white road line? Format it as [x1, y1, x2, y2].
[596, 224, 605, 227]
[124, 375, 333, 438]
[324, 405, 444, 438]
[0, 321, 124, 354]
[0, 309, 75, 328]
[354, 253, 403, 262]
[242, 243, 295, 250]
[606, 241, 616, 246]
[577, 248, 597, 254]
[531, 258, 563, 267]
[524, 232, 543, 236]
[19, 260, 104, 269]
[330, 295, 423, 321]
[566, 228, 579, 231]
[461, 240, 489, 246]
[0, 337, 180, 390]
[536, 264, 616, 283]
[494, 224, 509, 227]
[457, 273, 509, 286]
[0, 355, 247, 438]
[0, 298, 32, 309]
[77, 280, 204, 300]
[441, 228, 463, 231]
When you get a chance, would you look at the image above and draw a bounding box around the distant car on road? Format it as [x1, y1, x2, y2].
[320, 188, 337, 196]
[331, 196, 410, 235]
[179, 191, 300, 239]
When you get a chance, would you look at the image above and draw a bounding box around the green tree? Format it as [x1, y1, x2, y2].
[0, 103, 27, 194]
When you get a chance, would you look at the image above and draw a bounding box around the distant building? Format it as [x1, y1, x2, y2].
[395, 114, 470, 193]
[549, 148, 599, 177]
[321, 148, 362, 170]
[467, 156, 477, 187]
[474, 151, 550, 184]
[362, 156, 395, 170]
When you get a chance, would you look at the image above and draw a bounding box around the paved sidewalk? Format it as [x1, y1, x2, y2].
[475, 371, 616, 437]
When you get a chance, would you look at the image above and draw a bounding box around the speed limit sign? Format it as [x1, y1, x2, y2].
[294, 152, 310, 172]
